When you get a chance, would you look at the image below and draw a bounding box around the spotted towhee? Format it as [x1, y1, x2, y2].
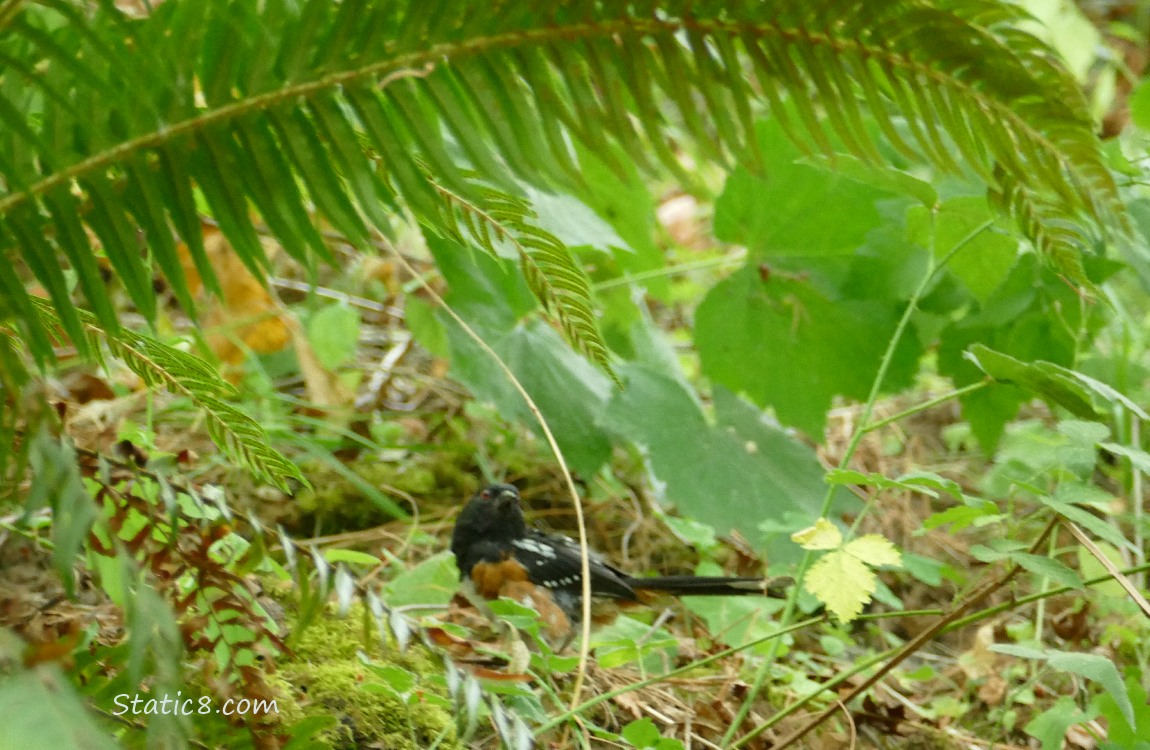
[450, 483, 792, 640]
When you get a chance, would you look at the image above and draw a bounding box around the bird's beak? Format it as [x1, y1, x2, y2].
[495, 489, 519, 508]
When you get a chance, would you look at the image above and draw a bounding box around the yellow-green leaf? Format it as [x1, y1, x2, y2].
[792, 518, 842, 550]
[805, 549, 876, 623]
[842, 535, 903, 568]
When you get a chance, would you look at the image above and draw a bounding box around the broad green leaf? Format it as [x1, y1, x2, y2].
[621, 718, 661, 749]
[525, 186, 630, 254]
[571, 144, 667, 297]
[445, 319, 614, 475]
[937, 252, 1098, 451]
[605, 373, 829, 558]
[405, 296, 449, 359]
[1005, 552, 1085, 590]
[659, 515, 718, 552]
[430, 235, 613, 475]
[1092, 677, 1150, 745]
[0, 666, 122, 750]
[714, 120, 889, 258]
[921, 499, 1004, 532]
[797, 153, 937, 207]
[682, 562, 785, 647]
[907, 197, 1017, 303]
[696, 264, 919, 437]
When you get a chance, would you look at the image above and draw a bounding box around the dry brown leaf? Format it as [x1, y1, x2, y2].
[977, 674, 1007, 706]
[178, 227, 290, 371]
[958, 623, 998, 681]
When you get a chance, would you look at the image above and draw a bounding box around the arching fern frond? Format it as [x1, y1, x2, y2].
[28, 298, 304, 492]
[428, 179, 614, 377]
[0, 0, 1122, 359]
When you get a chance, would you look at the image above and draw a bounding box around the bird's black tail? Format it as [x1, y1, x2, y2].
[626, 575, 793, 598]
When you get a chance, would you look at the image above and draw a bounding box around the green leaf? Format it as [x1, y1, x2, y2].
[307, 303, 360, 369]
[1092, 677, 1150, 745]
[1024, 696, 1094, 750]
[382, 551, 458, 609]
[797, 153, 937, 207]
[907, 197, 1017, 303]
[1041, 486, 1135, 553]
[826, 469, 963, 499]
[322, 549, 382, 567]
[965, 345, 1147, 421]
[525, 186, 629, 254]
[605, 372, 829, 559]
[938, 255, 1084, 451]
[0, 666, 122, 750]
[431, 236, 614, 476]
[921, 499, 1003, 532]
[621, 718, 661, 749]
[1004, 552, 1084, 590]
[805, 548, 877, 623]
[1100, 443, 1150, 474]
[714, 120, 891, 258]
[28, 432, 94, 597]
[697, 264, 919, 437]
[992, 645, 1135, 731]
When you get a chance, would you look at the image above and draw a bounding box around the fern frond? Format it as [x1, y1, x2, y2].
[428, 179, 614, 377]
[0, 0, 1121, 361]
[28, 298, 304, 492]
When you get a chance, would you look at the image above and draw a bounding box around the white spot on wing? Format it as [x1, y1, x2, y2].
[513, 538, 557, 559]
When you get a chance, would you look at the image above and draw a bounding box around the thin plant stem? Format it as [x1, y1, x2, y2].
[861, 380, 988, 434]
[591, 253, 745, 291]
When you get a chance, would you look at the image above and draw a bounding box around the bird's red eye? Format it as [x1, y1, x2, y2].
[479, 489, 492, 500]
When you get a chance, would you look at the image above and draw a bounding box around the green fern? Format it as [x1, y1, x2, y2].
[427, 179, 614, 376]
[0, 0, 1122, 365]
[28, 298, 304, 492]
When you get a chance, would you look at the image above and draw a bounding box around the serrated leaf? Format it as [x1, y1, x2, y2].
[805, 549, 876, 623]
[842, 535, 902, 568]
[792, 518, 842, 550]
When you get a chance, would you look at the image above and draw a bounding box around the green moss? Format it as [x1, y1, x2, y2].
[279, 606, 459, 750]
[291, 457, 479, 531]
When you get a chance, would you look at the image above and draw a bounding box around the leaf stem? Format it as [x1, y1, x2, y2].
[860, 380, 988, 434]
[591, 253, 745, 291]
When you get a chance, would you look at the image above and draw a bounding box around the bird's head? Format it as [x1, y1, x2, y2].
[450, 483, 527, 556]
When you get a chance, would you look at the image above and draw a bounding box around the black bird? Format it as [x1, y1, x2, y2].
[450, 483, 791, 640]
